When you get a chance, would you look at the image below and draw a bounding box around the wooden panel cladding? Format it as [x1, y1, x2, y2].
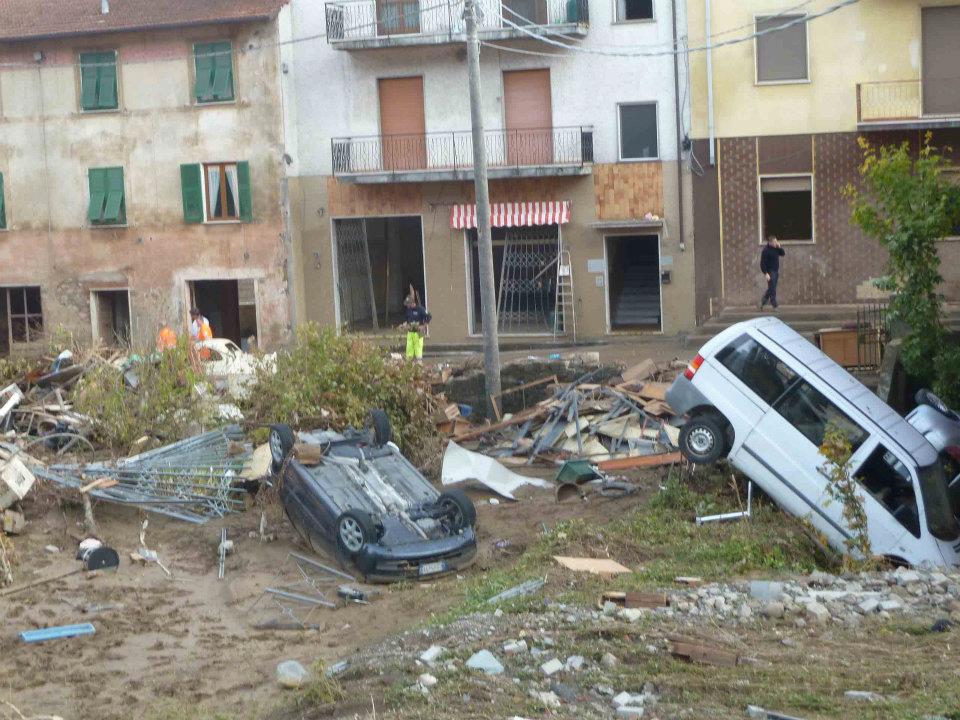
[757, 135, 812, 175]
[326, 178, 424, 217]
[378, 76, 426, 171]
[593, 162, 663, 220]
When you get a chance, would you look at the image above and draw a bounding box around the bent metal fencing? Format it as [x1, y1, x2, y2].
[856, 301, 889, 369]
[325, 0, 589, 42]
[332, 126, 593, 176]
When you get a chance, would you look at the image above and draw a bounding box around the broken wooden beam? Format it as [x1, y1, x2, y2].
[668, 635, 739, 667]
[600, 590, 669, 609]
[454, 405, 549, 442]
[596, 451, 682, 472]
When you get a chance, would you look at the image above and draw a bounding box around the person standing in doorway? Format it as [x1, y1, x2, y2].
[403, 289, 430, 361]
[760, 235, 786, 310]
[189, 307, 212, 341]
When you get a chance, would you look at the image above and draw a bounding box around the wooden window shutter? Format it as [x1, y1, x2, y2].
[0, 173, 5, 229]
[210, 42, 234, 101]
[237, 161, 252, 223]
[194, 44, 215, 102]
[180, 164, 204, 223]
[88, 168, 107, 223]
[79, 53, 99, 110]
[103, 167, 125, 224]
[97, 52, 118, 109]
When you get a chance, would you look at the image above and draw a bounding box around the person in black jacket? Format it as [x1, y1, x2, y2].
[402, 288, 431, 361]
[760, 235, 786, 310]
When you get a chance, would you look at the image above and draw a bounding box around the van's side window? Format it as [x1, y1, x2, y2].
[774, 379, 868, 451]
[856, 445, 921, 538]
[715, 334, 797, 405]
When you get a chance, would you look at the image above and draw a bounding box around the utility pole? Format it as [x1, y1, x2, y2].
[464, 0, 502, 410]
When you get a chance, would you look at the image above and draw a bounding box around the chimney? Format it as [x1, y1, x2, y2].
[101, 0, 109, 14]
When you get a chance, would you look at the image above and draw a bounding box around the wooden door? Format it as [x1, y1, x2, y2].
[503, 69, 553, 166]
[922, 7, 960, 116]
[379, 77, 426, 171]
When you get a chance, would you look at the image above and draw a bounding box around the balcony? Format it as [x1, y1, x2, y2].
[857, 80, 960, 131]
[325, 0, 589, 50]
[331, 126, 593, 183]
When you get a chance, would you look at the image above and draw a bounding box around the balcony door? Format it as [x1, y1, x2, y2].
[922, 6, 960, 116]
[503, 69, 553, 166]
[502, 0, 548, 25]
[376, 0, 420, 35]
[378, 76, 426, 171]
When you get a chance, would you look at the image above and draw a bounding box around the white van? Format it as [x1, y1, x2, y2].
[667, 317, 960, 568]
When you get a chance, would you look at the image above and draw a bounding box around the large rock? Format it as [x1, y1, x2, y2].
[466, 650, 504, 675]
[541, 658, 564, 676]
[805, 601, 831, 625]
[761, 601, 785, 619]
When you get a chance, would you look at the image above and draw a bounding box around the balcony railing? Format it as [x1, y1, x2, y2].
[325, 0, 589, 46]
[332, 126, 594, 179]
[857, 79, 960, 124]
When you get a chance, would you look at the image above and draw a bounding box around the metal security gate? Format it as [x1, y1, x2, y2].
[334, 219, 378, 329]
[495, 225, 559, 334]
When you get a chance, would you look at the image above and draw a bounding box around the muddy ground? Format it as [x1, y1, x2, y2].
[0, 469, 653, 720]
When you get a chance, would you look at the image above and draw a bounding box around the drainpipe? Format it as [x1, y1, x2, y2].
[671, 0, 686, 254]
[705, 0, 715, 165]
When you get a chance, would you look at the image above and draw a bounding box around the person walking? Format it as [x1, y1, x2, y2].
[402, 289, 431, 361]
[760, 235, 786, 310]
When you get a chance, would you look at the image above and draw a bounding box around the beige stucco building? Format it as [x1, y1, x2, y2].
[0, 0, 291, 355]
[686, 0, 960, 314]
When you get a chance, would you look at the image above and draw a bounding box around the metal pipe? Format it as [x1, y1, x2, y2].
[289, 552, 357, 581]
[265, 587, 337, 608]
[706, 0, 715, 165]
[672, 0, 687, 258]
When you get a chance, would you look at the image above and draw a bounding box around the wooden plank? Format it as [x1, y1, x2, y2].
[80, 477, 118, 494]
[669, 636, 739, 667]
[600, 590, 669, 609]
[621, 359, 657, 384]
[596, 451, 682, 472]
[637, 382, 670, 401]
[553, 556, 631, 575]
[454, 405, 548, 441]
[674, 576, 704, 586]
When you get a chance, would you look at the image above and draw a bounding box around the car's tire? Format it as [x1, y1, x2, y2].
[335, 510, 379, 558]
[679, 414, 727, 465]
[915, 388, 950, 416]
[368, 409, 392, 446]
[437, 489, 477, 531]
[269, 424, 295, 473]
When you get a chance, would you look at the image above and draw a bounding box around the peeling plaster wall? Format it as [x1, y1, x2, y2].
[0, 21, 289, 352]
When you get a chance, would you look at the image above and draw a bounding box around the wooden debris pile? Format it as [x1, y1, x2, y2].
[442, 358, 688, 468]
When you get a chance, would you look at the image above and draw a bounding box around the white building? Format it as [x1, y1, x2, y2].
[280, 0, 695, 342]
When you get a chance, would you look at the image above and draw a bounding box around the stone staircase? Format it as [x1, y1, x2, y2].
[610, 265, 661, 327]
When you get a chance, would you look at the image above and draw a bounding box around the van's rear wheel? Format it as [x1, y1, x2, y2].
[680, 415, 726, 465]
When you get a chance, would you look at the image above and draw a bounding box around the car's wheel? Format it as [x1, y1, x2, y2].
[915, 388, 951, 416]
[269, 424, 295, 473]
[679, 414, 727, 465]
[335, 510, 379, 557]
[437, 489, 477, 532]
[368, 409, 392, 446]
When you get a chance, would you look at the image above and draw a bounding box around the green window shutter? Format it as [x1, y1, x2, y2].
[102, 167, 125, 224]
[211, 42, 234, 101]
[79, 53, 99, 110]
[180, 164, 204, 224]
[0, 173, 6, 230]
[97, 52, 118, 110]
[194, 43, 216, 102]
[237, 161, 252, 223]
[88, 168, 107, 223]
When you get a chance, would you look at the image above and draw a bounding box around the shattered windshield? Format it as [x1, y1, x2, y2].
[917, 462, 960, 542]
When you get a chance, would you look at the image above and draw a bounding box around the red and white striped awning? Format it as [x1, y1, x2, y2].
[450, 201, 570, 229]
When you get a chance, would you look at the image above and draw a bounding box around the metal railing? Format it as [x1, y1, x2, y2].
[332, 126, 594, 176]
[325, 0, 588, 42]
[855, 301, 889, 369]
[857, 80, 923, 122]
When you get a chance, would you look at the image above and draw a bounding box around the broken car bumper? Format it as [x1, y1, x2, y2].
[356, 530, 478, 582]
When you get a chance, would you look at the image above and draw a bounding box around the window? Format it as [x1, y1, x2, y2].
[774, 379, 868, 451]
[761, 175, 813, 243]
[619, 103, 658, 160]
[2, 287, 43, 345]
[0, 172, 6, 229]
[88, 167, 125, 226]
[194, 41, 234, 103]
[856, 445, 921, 538]
[616, 0, 653, 21]
[716, 334, 797, 405]
[79, 51, 118, 111]
[755, 14, 808, 83]
[179, 162, 252, 223]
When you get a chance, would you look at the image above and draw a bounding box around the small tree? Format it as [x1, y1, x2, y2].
[819, 425, 871, 567]
[845, 135, 960, 404]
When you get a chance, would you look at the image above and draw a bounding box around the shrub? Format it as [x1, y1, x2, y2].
[74, 341, 210, 450]
[242, 325, 440, 466]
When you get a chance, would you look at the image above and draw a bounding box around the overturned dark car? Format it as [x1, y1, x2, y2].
[269, 411, 477, 582]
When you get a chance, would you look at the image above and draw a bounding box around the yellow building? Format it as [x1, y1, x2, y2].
[686, 0, 960, 314]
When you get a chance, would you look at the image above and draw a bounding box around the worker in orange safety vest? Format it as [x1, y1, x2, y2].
[189, 307, 213, 359]
[156, 322, 177, 351]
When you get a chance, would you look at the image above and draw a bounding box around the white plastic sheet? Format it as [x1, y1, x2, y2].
[440, 441, 550, 500]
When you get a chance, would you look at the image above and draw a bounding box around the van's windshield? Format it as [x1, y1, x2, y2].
[918, 462, 960, 542]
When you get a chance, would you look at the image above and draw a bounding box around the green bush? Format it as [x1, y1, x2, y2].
[242, 324, 440, 466]
[74, 341, 210, 450]
[933, 343, 960, 408]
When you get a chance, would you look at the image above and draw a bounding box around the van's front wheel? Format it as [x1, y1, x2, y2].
[680, 415, 726, 465]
